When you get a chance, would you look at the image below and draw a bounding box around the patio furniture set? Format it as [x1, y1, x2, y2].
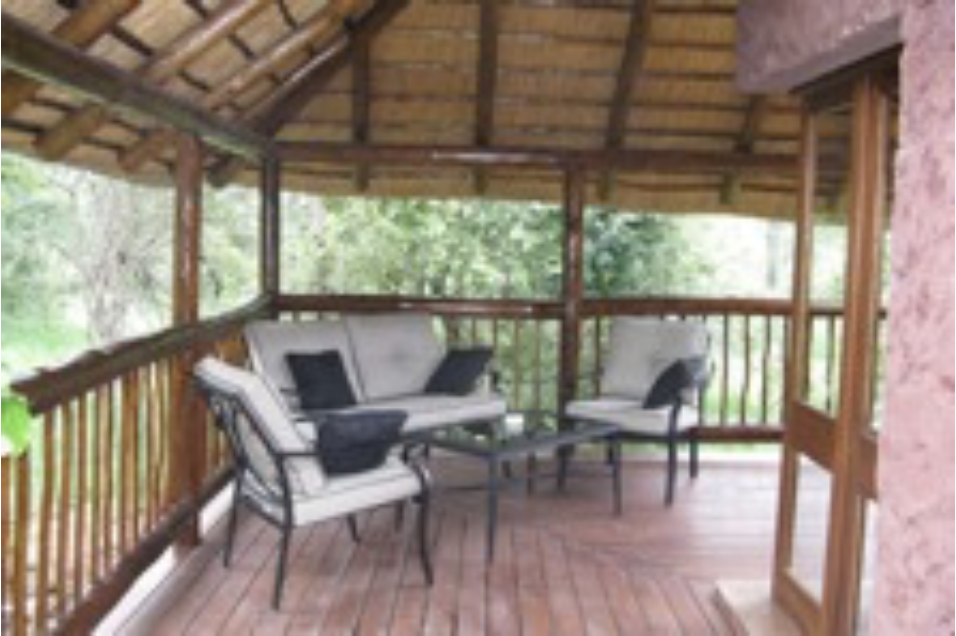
[194, 312, 710, 608]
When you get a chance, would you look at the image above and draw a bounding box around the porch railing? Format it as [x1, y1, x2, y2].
[3, 299, 268, 635]
[3, 294, 847, 634]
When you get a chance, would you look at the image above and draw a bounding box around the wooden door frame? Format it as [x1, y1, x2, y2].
[773, 59, 896, 635]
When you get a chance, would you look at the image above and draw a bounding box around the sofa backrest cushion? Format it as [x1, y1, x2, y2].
[600, 318, 708, 401]
[245, 320, 365, 408]
[345, 312, 445, 401]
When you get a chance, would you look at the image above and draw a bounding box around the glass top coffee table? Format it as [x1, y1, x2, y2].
[406, 411, 622, 562]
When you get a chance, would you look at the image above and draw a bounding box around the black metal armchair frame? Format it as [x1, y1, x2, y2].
[194, 376, 434, 609]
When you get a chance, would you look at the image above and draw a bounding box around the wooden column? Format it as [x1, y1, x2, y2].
[260, 157, 281, 304]
[559, 169, 585, 415]
[170, 134, 205, 547]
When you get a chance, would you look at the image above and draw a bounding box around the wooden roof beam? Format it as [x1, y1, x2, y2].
[720, 95, 768, 205]
[352, 38, 371, 192]
[208, 0, 410, 187]
[278, 142, 797, 177]
[34, 0, 271, 161]
[1, 0, 142, 117]
[119, 0, 363, 173]
[474, 0, 499, 194]
[1, 14, 272, 160]
[601, 0, 655, 201]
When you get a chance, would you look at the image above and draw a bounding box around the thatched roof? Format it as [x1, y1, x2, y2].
[1, 0, 807, 218]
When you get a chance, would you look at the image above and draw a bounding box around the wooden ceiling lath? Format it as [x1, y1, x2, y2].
[1, 0, 141, 117]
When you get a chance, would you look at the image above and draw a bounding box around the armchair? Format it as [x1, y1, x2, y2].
[565, 318, 711, 505]
[193, 357, 433, 609]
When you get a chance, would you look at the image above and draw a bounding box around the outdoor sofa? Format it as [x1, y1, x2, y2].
[244, 312, 508, 440]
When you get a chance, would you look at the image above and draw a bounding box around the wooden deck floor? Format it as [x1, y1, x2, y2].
[116, 457, 791, 635]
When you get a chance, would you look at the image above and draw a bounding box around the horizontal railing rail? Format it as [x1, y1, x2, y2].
[2, 298, 269, 635]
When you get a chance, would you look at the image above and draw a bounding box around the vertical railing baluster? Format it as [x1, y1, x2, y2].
[57, 402, 74, 620]
[761, 316, 773, 426]
[592, 317, 603, 396]
[740, 314, 752, 426]
[720, 314, 731, 426]
[533, 320, 543, 413]
[36, 415, 55, 633]
[13, 455, 32, 636]
[74, 394, 89, 604]
[512, 320, 523, 410]
[825, 314, 838, 413]
[101, 383, 115, 574]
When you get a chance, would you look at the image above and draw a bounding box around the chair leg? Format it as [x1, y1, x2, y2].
[665, 437, 678, 506]
[272, 525, 292, 610]
[394, 501, 406, 530]
[689, 431, 700, 479]
[223, 481, 242, 567]
[417, 491, 434, 586]
[347, 515, 361, 544]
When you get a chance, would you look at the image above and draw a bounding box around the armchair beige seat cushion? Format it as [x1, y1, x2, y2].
[566, 399, 699, 435]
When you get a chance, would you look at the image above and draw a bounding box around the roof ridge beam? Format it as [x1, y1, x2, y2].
[2, 0, 142, 117]
[34, 0, 272, 161]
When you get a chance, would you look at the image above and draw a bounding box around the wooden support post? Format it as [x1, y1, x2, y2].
[170, 134, 205, 547]
[559, 169, 586, 417]
[261, 157, 281, 305]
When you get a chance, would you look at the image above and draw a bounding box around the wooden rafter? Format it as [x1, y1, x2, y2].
[1, 14, 271, 160]
[352, 38, 372, 191]
[473, 0, 499, 194]
[207, 0, 410, 187]
[118, 0, 363, 173]
[277, 141, 798, 177]
[1, 0, 141, 117]
[721, 95, 768, 205]
[601, 0, 655, 200]
[34, 0, 271, 161]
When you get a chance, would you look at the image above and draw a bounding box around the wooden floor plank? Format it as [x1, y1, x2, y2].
[539, 532, 587, 636]
[486, 524, 520, 636]
[389, 513, 444, 636]
[422, 512, 465, 636]
[117, 460, 810, 636]
[456, 511, 488, 636]
[514, 527, 551, 636]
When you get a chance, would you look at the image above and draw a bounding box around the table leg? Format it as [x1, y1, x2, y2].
[611, 436, 623, 515]
[487, 458, 500, 563]
[527, 453, 537, 495]
[557, 446, 570, 492]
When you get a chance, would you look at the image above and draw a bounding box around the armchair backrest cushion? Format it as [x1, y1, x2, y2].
[345, 312, 445, 401]
[245, 319, 365, 410]
[600, 318, 708, 401]
[194, 357, 326, 495]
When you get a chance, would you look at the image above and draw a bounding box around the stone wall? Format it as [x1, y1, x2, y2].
[737, 0, 903, 91]
[872, 1, 955, 634]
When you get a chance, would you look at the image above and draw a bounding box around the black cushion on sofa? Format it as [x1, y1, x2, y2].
[425, 348, 493, 396]
[643, 357, 707, 410]
[316, 410, 406, 476]
[286, 351, 357, 411]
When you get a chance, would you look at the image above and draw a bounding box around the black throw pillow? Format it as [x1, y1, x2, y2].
[425, 348, 493, 396]
[316, 410, 406, 476]
[286, 351, 357, 411]
[643, 357, 706, 410]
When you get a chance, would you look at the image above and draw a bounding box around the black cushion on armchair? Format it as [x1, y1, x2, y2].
[425, 348, 493, 396]
[316, 410, 406, 476]
[643, 357, 708, 410]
